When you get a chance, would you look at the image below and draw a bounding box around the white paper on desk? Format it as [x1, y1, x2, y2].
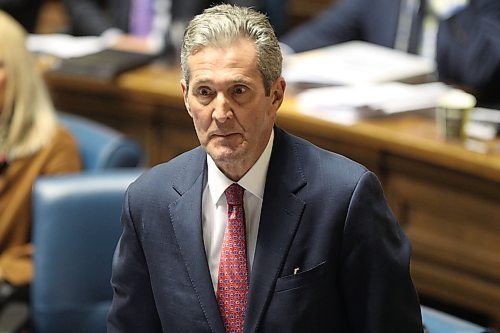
[27, 34, 113, 58]
[283, 41, 436, 86]
[296, 82, 452, 125]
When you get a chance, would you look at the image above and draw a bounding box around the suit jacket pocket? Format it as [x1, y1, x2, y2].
[275, 261, 326, 292]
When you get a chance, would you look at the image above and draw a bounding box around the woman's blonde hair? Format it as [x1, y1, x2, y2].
[0, 10, 57, 160]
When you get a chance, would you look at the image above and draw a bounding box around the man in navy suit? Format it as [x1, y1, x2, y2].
[280, 0, 500, 107]
[107, 4, 424, 332]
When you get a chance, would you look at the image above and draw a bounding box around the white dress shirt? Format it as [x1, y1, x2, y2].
[202, 130, 274, 292]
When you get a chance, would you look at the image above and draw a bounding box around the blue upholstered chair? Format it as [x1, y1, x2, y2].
[30, 169, 145, 333]
[58, 112, 146, 170]
[0, 115, 146, 332]
[421, 306, 492, 333]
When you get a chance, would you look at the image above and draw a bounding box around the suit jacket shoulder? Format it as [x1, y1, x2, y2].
[271, 127, 369, 193]
[127, 146, 206, 206]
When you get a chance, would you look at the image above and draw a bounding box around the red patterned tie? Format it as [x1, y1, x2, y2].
[217, 183, 248, 333]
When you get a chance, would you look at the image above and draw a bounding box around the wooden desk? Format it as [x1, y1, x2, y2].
[45, 63, 500, 328]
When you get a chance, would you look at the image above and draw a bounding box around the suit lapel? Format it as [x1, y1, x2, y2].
[245, 128, 307, 333]
[169, 149, 225, 333]
[168, 129, 308, 333]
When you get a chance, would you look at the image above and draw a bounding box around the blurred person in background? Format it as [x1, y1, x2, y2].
[280, 0, 500, 107]
[62, 0, 265, 54]
[0, 0, 43, 33]
[0, 10, 81, 294]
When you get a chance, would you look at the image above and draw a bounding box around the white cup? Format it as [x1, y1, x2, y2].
[436, 89, 476, 141]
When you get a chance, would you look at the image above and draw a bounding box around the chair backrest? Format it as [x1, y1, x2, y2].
[421, 305, 488, 333]
[31, 169, 145, 333]
[58, 112, 146, 170]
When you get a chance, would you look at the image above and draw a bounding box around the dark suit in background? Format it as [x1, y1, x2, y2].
[62, 0, 265, 50]
[0, 0, 43, 32]
[61, 0, 131, 36]
[280, 0, 500, 106]
[62, 0, 211, 35]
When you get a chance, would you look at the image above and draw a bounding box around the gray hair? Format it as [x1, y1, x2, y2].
[180, 4, 282, 95]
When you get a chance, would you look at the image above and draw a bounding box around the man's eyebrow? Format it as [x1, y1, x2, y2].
[191, 77, 253, 87]
[191, 78, 212, 86]
[231, 75, 253, 85]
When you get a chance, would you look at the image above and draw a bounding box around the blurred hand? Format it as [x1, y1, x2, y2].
[111, 34, 155, 54]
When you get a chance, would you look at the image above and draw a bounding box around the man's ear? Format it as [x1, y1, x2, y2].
[180, 79, 192, 117]
[271, 77, 286, 107]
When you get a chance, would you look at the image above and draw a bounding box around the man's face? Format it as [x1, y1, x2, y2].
[181, 38, 285, 180]
[0, 59, 6, 112]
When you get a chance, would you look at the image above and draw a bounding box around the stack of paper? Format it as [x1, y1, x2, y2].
[283, 41, 436, 86]
[296, 82, 452, 125]
[27, 34, 111, 58]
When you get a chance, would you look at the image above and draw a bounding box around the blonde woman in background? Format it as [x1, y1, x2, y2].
[0, 10, 82, 290]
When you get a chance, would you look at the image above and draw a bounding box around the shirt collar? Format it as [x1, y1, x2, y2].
[207, 129, 274, 205]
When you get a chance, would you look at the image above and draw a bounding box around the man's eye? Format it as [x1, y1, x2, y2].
[233, 86, 247, 95]
[198, 87, 212, 96]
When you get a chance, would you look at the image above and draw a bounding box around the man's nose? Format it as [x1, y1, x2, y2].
[212, 93, 233, 122]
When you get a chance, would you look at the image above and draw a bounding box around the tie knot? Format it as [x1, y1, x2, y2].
[225, 183, 244, 206]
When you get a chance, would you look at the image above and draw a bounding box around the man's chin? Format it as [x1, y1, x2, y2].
[206, 146, 243, 164]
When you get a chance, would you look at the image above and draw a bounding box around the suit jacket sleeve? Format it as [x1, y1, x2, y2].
[340, 171, 423, 332]
[279, 0, 366, 52]
[436, 0, 500, 105]
[62, 0, 114, 35]
[107, 190, 163, 333]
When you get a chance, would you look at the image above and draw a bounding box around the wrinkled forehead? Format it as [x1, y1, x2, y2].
[186, 38, 259, 75]
[189, 41, 259, 75]
[190, 35, 254, 56]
